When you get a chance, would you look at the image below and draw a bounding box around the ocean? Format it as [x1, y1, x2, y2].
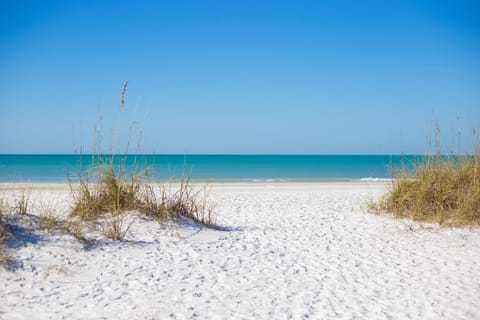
[0, 155, 418, 182]
[0, 154, 418, 183]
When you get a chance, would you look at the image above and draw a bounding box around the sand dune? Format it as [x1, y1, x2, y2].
[1, 183, 479, 319]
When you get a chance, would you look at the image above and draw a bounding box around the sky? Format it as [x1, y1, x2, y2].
[0, 0, 479, 154]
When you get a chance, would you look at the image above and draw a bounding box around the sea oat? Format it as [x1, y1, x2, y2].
[120, 80, 128, 108]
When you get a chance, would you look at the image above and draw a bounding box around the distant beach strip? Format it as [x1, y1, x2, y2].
[0, 154, 417, 183]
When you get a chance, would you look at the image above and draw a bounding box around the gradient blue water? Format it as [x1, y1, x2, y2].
[0, 154, 418, 183]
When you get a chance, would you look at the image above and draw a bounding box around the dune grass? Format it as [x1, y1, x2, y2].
[372, 152, 480, 227]
[70, 167, 217, 240]
[70, 165, 142, 220]
[38, 205, 61, 234]
[13, 190, 30, 215]
[0, 198, 10, 267]
[68, 81, 217, 240]
[139, 179, 216, 227]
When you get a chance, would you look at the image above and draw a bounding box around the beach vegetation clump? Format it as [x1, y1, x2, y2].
[101, 209, 133, 241]
[13, 190, 30, 215]
[138, 184, 174, 222]
[69, 162, 143, 241]
[68, 81, 217, 241]
[61, 219, 89, 243]
[372, 132, 480, 226]
[38, 210, 61, 233]
[139, 179, 216, 227]
[0, 221, 8, 266]
[70, 170, 217, 241]
[169, 179, 216, 227]
[67, 80, 147, 240]
[0, 199, 10, 266]
[70, 165, 142, 221]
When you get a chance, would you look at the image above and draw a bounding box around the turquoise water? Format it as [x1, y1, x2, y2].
[0, 154, 418, 183]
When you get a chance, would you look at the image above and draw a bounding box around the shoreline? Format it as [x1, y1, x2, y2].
[0, 181, 392, 191]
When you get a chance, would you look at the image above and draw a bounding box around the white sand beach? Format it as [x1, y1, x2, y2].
[1, 183, 479, 319]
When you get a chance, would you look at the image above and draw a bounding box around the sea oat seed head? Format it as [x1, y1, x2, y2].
[120, 80, 128, 108]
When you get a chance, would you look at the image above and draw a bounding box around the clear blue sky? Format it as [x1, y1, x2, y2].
[1, 0, 479, 154]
